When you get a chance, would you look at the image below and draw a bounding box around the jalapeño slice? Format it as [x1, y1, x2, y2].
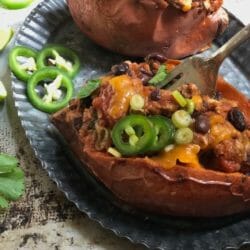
[111, 115, 155, 156]
[148, 116, 175, 152]
[36, 45, 80, 78]
[8, 46, 37, 82]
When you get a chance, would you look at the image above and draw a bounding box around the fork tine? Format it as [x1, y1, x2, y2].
[166, 75, 186, 91]
[158, 62, 186, 88]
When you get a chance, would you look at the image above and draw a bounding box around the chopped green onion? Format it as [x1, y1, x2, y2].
[172, 90, 187, 107]
[164, 144, 175, 152]
[174, 127, 194, 145]
[125, 126, 136, 136]
[108, 147, 122, 158]
[129, 134, 139, 146]
[186, 99, 195, 114]
[148, 65, 168, 85]
[130, 94, 145, 111]
[172, 110, 192, 128]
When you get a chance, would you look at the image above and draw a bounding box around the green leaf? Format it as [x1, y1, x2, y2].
[77, 79, 101, 99]
[0, 195, 9, 209]
[149, 65, 168, 85]
[0, 153, 18, 174]
[0, 167, 25, 201]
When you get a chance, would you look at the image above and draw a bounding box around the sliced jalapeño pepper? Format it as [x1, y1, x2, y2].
[148, 116, 175, 152]
[8, 46, 37, 82]
[27, 68, 73, 114]
[37, 45, 80, 78]
[111, 115, 155, 156]
[0, 0, 33, 9]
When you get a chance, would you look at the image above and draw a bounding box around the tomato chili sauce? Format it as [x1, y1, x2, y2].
[194, 76, 250, 172]
[59, 56, 250, 176]
[99, 59, 250, 173]
[216, 76, 250, 125]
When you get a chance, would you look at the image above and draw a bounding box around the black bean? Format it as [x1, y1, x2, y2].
[141, 74, 152, 85]
[227, 107, 246, 132]
[150, 88, 161, 101]
[145, 52, 167, 63]
[111, 62, 129, 76]
[192, 110, 201, 118]
[139, 67, 153, 84]
[195, 115, 210, 134]
[214, 91, 223, 100]
[140, 67, 153, 77]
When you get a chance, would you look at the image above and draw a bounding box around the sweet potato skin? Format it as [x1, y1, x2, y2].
[51, 92, 250, 218]
[67, 0, 228, 59]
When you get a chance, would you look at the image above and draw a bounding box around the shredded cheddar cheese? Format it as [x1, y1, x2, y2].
[209, 114, 240, 145]
[181, 0, 192, 12]
[191, 95, 203, 110]
[151, 144, 201, 170]
[108, 75, 144, 119]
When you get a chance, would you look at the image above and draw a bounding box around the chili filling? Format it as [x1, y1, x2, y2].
[74, 57, 250, 174]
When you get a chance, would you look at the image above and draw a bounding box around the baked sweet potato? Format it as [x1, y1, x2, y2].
[51, 58, 250, 217]
[67, 0, 228, 59]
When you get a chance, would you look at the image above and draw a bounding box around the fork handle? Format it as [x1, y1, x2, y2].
[212, 23, 250, 65]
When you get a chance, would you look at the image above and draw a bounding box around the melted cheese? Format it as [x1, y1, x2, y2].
[192, 95, 203, 110]
[151, 144, 201, 170]
[209, 114, 239, 145]
[182, 0, 192, 12]
[108, 75, 143, 119]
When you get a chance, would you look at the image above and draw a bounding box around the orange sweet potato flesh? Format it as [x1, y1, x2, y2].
[51, 78, 250, 218]
[67, 0, 228, 59]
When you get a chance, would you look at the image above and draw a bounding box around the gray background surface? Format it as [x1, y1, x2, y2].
[0, 1, 249, 249]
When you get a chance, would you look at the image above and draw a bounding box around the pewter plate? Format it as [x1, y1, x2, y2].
[11, 0, 250, 249]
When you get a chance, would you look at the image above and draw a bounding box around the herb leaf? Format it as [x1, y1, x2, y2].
[0, 153, 18, 174]
[0, 196, 9, 209]
[149, 65, 168, 85]
[0, 153, 25, 209]
[0, 167, 25, 201]
[77, 79, 101, 99]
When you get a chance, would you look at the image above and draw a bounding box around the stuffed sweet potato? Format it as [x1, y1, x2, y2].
[51, 56, 250, 217]
[67, 0, 228, 59]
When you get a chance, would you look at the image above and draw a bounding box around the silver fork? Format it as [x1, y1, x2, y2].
[159, 23, 250, 96]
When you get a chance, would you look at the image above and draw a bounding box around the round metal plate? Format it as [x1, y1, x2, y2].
[11, 0, 250, 249]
